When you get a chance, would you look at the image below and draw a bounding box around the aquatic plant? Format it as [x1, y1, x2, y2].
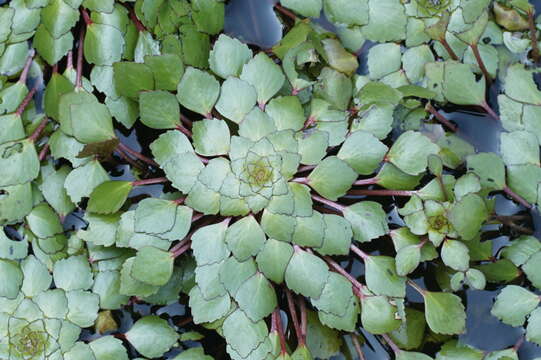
[0, 0, 540, 359]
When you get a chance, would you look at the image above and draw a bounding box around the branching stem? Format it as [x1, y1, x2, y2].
[285, 288, 304, 346]
[132, 177, 168, 187]
[322, 256, 364, 292]
[480, 101, 500, 122]
[425, 103, 457, 132]
[350, 244, 369, 261]
[353, 177, 379, 186]
[18, 50, 35, 85]
[348, 189, 415, 197]
[28, 117, 49, 143]
[503, 186, 532, 209]
[440, 37, 459, 61]
[117, 143, 158, 167]
[311, 195, 345, 212]
[470, 43, 492, 86]
[15, 85, 38, 116]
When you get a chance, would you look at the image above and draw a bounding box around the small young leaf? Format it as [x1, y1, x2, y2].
[87, 181, 133, 214]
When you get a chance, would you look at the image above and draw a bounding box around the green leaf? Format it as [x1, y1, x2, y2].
[209, 34, 252, 79]
[285, 247, 329, 298]
[144, 54, 184, 91]
[501, 236, 541, 266]
[441, 240, 470, 272]
[435, 340, 484, 360]
[360, 0, 406, 42]
[526, 307, 541, 346]
[466, 152, 506, 190]
[0, 259, 22, 299]
[313, 67, 352, 111]
[172, 348, 213, 360]
[220, 256, 257, 295]
[337, 131, 388, 175]
[311, 272, 353, 317]
[503, 64, 541, 105]
[189, 285, 231, 324]
[66, 290, 100, 327]
[281, 0, 322, 17]
[323, 0, 368, 26]
[491, 285, 540, 326]
[139, 90, 181, 129]
[267, 96, 305, 132]
[256, 238, 294, 284]
[343, 202, 389, 242]
[64, 159, 109, 203]
[34, 24, 73, 65]
[134, 198, 177, 235]
[177, 67, 220, 117]
[235, 273, 277, 322]
[84, 23, 125, 66]
[87, 181, 133, 214]
[423, 291, 466, 335]
[132, 246, 174, 286]
[0, 139, 39, 187]
[126, 316, 179, 358]
[53, 255, 94, 291]
[448, 194, 488, 240]
[113, 62, 154, 99]
[522, 251, 541, 290]
[475, 259, 520, 283]
[318, 296, 359, 331]
[365, 255, 406, 297]
[119, 257, 160, 297]
[26, 203, 63, 238]
[442, 62, 486, 106]
[387, 131, 440, 176]
[192, 119, 230, 156]
[361, 295, 401, 334]
[396, 351, 434, 360]
[500, 130, 540, 166]
[305, 310, 342, 359]
[89, 336, 129, 360]
[41, 0, 79, 38]
[322, 38, 358, 76]
[367, 43, 402, 80]
[396, 245, 421, 276]
[225, 216, 266, 262]
[92, 271, 129, 310]
[240, 53, 285, 106]
[215, 77, 257, 123]
[308, 156, 357, 200]
[390, 308, 426, 350]
[191, 221, 230, 266]
[222, 309, 269, 358]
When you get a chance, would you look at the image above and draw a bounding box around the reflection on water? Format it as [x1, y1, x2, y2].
[224, 0, 283, 49]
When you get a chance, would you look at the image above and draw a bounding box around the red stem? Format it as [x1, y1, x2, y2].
[285, 288, 304, 346]
[348, 189, 415, 197]
[470, 43, 492, 86]
[322, 256, 364, 292]
[39, 144, 50, 161]
[440, 37, 459, 61]
[132, 177, 168, 187]
[80, 8, 92, 25]
[425, 103, 457, 132]
[351, 334, 366, 360]
[52, 64, 58, 74]
[128, 6, 147, 32]
[381, 334, 401, 354]
[528, 10, 540, 63]
[407, 279, 426, 296]
[176, 125, 192, 137]
[180, 114, 192, 127]
[353, 177, 379, 186]
[299, 296, 307, 345]
[117, 143, 158, 167]
[480, 101, 500, 122]
[297, 165, 316, 173]
[274, 3, 297, 21]
[291, 177, 308, 184]
[76, 25, 85, 89]
[15, 85, 38, 116]
[350, 244, 369, 261]
[116, 148, 144, 170]
[171, 242, 191, 258]
[273, 308, 288, 355]
[503, 186, 532, 209]
[28, 117, 49, 143]
[303, 116, 316, 130]
[66, 50, 73, 69]
[514, 335, 525, 351]
[18, 50, 35, 84]
[311, 195, 345, 212]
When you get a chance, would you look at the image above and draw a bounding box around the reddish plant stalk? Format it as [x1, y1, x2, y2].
[76, 26, 85, 89]
[528, 10, 540, 63]
[353, 177, 379, 186]
[311, 195, 346, 212]
[440, 37, 459, 61]
[322, 256, 364, 292]
[129, 6, 147, 32]
[39, 144, 50, 161]
[297, 165, 316, 173]
[348, 189, 415, 197]
[381, 333, 401, 354]
[406, 279, 426, 296]
[291, 177, 308, 184]
[273, 308, 288, 355]
[28, 117, 49, 143]
[80, 8, 92, 25]
[351, 334, 366, 360]
[503, 186, 532, 209]
[176, 124, 192, 137]
[470, 43, 492, 86]
[285, 288, 304, 346]
[350, 244, 369, 261]
[274, 3, 297, 21]
[132, 177, 168, 187]
[425, 103, 457, 132]
[117, 143, 159, 167]
[116, 148, 144, 170]
[480, 101, 500, 122]
[66, 50, 73, 69]
[171, 241, 191, 258]
[18, 50, 35, 85]
[15, 85, 38, 116]
[299, 296, 307, 345]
